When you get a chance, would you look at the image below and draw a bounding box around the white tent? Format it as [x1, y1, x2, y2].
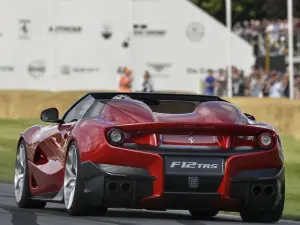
[0, 0, 255, 92]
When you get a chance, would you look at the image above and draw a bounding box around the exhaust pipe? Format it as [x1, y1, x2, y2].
[264, 185, 275, 196]
[120, 182, 132, 194]
[107, 182, 118, 192]
[251, 185, 262, 196]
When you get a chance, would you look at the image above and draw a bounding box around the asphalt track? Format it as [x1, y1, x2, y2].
[0, 184, 298, 225]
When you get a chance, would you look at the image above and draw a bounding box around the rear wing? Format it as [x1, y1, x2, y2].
[104, 122, 277, 149]
[89, 92, 228, 103]
[108, 122, 275, 136]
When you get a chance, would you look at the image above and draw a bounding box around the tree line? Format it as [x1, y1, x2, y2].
[191, 0, 300, 25]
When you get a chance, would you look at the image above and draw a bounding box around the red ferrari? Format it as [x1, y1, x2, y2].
[14, 92, 285, 223]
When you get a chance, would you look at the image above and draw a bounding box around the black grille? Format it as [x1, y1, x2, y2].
[164, 175, 223, 193]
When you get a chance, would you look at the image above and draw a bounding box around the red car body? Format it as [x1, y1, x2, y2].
[17, 92, 285, 219]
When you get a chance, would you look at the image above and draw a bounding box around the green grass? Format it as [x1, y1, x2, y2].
[0, 119, 300, 218]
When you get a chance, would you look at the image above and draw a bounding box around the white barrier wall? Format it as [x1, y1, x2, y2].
[0, 0, 255, 93]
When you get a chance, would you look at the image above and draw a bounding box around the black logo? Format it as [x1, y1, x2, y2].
[19, 19, 31, 39]
[0, 66, 14, 72]
[28, 61, 46, 78]
[147, 63, 172, 72]
[122, 36, 131, 48]
[49, 26, 82, 33]
[186, 22, 205, 42]
[133, 24, 166, 37]
[101, 24, 112, 39]
[60, 65, 100, 75]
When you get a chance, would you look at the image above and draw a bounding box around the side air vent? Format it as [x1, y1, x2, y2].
[31, 175, 37, 188]
[33, 148, 48, 165]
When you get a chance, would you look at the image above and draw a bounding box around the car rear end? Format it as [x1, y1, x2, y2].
[80, 122, 284, 213]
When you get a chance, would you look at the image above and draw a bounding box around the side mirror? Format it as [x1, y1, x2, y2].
[40, 108, 60, 123]
[245, 113, 256, 121]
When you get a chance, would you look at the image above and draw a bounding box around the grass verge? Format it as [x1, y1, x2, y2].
[0, 118, 299, 218]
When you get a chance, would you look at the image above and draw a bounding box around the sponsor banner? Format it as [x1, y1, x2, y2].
[60, 65, 100, 75]
[0, 66, 14, 72]
[48, 25, 82, 33]
[19, 19, 31, 39]
[0, 0, 253, 91]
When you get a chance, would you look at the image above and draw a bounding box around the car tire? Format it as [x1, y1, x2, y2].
[189, 209, 219, 218]
[63, 141, 107, 216]
[240, 183, 285, 223]
[14, 139, 47, 209]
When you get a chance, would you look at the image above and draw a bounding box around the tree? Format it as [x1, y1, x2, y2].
[191, 0, 300, 25]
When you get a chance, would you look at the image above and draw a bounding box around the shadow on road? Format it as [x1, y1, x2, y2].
[41, 206, 243, 224]
[11, 210, 40, 225]
[0, 205, 40, 225]
[0, 203, 244, 225]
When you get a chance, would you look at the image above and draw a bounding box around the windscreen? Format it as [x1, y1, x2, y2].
[97, 98, 201, 114]
[145, 100, 199, 114]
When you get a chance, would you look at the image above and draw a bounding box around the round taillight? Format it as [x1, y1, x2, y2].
[106, 128, 125, 146]
[257, 132, 275, 149]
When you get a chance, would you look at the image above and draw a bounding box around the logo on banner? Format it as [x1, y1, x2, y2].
[147, 63, 172, 72]
[48, 26, 82, 33]
[186, 67, 207, 74]
[60, 65, 100, 75]
[19, 19, 31, 39]
[121, 35, 131, 48]
[101, 24, 112, 40]
[28, 61, 46, 78]
[186, 22, 205, 42]
[146, 63, 172, 77]
[61, 65, 71, 75]
[133, 24, 166, 37]
[0, 66, 14, 72]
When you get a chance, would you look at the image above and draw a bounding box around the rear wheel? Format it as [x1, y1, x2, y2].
[240, 183, 285, 223]
[189, 209, 219, 218]
[14, 140, 46, 208]
[63, 141, 107, 216]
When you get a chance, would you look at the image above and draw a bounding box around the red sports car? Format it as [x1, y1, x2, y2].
[14, 92, 285, 223]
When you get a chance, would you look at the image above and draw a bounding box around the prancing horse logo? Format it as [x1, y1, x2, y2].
[188, 136, 194, 144]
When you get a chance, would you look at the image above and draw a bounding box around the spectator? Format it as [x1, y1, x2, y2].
[216, 68, 227, 96]
[205, 65, 300, 99]
[232, 70, 245, 96]
[142, 70, 154, 92]
[233, 18, 300, 57]
[250, 73, 263, 97]
[281, 73, 290, 98]
[294, 75, 300, 99]
[119, 67, 133, 92]
[204, 69, 216, 95]
[268, 73, 283, 98]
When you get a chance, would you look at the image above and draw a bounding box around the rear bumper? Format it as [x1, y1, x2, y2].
[78, 160, 285, 211]
[80, 140, 284, 211]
